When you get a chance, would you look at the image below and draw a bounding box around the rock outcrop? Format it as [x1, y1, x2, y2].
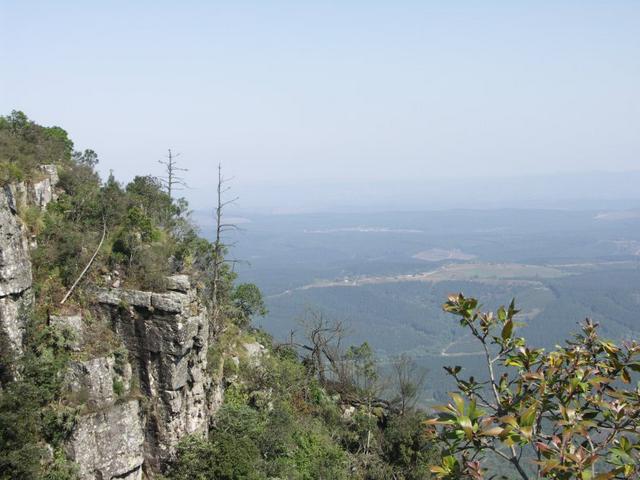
[56, 313, 146, 480]
[65, 400, 145, 480]
[94, 277, 214, 473]
[0, 166, 59, 361]
[64, 353, 133, 408]
[0, 168, 224, 477]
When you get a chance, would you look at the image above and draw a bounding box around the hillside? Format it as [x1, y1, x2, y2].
[0, 112, 438, 480]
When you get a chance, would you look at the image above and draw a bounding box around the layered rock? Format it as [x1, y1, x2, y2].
[58, 314, 146, 480]
[64, 353, 133, 408]
[0, 166, 59, 361]
[0, 184, 34, 359]
[94, 276, 213, 472]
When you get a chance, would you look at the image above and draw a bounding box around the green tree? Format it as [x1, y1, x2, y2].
[232, 283, 267, 327]
[383, 412, 439, 479]
[125, 175, 172, 226]
[170, 434, 263, 480]
[0, 110, 74, 185]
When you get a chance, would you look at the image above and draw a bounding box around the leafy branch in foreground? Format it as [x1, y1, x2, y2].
[426, 293, 640, 480]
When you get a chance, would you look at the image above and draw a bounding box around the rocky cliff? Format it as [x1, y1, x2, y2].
[93, 278, 219, 474]
[0, 165, 58, 364]
[0, 170, 222, 478]
[57, 278, 223, 478]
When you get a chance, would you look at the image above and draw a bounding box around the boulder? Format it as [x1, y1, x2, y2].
[165, 274, 190, 293]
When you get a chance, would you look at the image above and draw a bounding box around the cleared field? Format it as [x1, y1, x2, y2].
[426, 263, 566, 281]
[269, 262, 568, 297]
[413, 248, 476, 261]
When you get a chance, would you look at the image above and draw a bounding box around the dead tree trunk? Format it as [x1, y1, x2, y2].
[210, 163, 238, 338]
[158, 149, 188, 200]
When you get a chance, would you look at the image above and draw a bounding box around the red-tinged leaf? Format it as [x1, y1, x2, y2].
[430, 466, 448, 474]
[600, 341, 619, 355]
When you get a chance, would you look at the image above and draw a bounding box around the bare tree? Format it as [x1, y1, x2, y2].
[158, 149, 188, 199]
[211, 163, 239, 335]
[388, 353, 427, 415]
[292, 311, 390, 402]
[296, 311, 349, 385]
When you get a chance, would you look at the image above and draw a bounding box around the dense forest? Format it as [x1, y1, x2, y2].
[1, 112, 639, 479]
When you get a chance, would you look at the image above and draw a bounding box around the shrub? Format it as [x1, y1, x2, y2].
[170, 434, 263, 480]
[0, 161, 25, 185]
[112, 379, 125, 397]
[427, 294, 640, 479]
[0, 319, 76, 479]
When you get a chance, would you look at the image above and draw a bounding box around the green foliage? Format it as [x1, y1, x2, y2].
[40, 449, 79, 480]
[72, 149, 98, 168]
[168, 328, 437, 480]
[171, 434, 263, 480]
[231, 283, 268, 327]
[0, 110, 73, 186]
[0, 160, 25, 184]
[112, 379, 125, 397]
[382, 413, 439, 480]
[346, 341, 378, 395]
[0, 318, 77, 479]
[22, 123, 211, 298]
[427, 293, 640, 480]
[125, 175, 173, 227]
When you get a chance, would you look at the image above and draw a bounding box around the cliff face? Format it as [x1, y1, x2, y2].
[59, 280, 221, 479]
[0, 172, 222, 478]
[0, 184, 32, 359]
[93, 278, 218, 473]
[0, 166, 58, 362]
[63, 347, 145, 480]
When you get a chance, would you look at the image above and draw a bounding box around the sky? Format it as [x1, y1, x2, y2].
[1, 1, 639, 212]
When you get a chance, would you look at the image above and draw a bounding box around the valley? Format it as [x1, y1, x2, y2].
[223, 209, 640, 402]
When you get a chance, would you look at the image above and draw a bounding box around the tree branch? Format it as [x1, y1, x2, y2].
[60, 219, 107, 305]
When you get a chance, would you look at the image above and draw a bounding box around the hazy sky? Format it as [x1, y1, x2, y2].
[2, 1, 639, 210]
